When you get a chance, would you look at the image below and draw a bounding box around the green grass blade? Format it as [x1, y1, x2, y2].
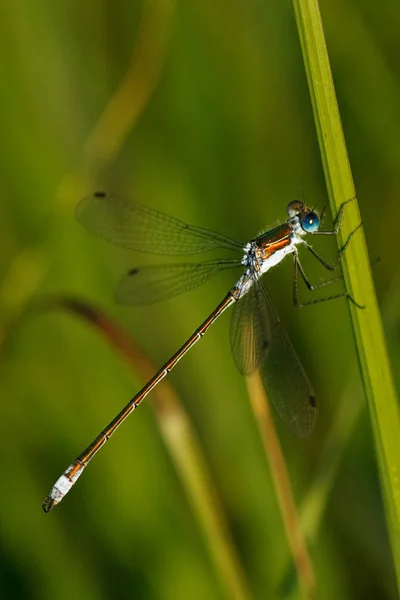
[292, 0, 400, 588]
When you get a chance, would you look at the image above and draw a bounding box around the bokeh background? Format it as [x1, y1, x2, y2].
[1, 0, 399, 598]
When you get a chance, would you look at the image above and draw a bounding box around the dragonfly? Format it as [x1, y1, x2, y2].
[42, 191, 361, 512]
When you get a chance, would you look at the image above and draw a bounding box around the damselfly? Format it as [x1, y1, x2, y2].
[43, 192, 361, 512]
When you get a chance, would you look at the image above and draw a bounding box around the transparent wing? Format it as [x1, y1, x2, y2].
[116, 258, 242, 305]
[230, 280, 271, 375]
[256, 281, 316, 437]
[76, 192, 243, 255]
[230, 277, 316, 437]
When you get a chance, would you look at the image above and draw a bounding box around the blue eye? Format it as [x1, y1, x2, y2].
[301, 212, 320, 232]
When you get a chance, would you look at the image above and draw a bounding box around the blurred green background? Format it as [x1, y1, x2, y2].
[1, 0, 399, 598]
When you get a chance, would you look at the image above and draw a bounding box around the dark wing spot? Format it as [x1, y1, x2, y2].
[261, 340, 269, 351]
[94, 191, 106, 198]
[128, 268, 139, 276]
[309, 395, 317, 408]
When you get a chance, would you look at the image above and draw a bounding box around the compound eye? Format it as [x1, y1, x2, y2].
[287, 200, 304, 218]
[301, 212, 320, 232]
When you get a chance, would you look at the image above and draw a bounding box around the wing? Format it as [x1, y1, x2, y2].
[116, 259, 242, 305]
[230, 277, 316, 437]
[230, 279, 271, 375]
[256, 281, 316, 437]
[76, 192, 243, 255]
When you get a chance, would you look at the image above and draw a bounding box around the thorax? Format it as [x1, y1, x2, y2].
[233, 220, 304, 299]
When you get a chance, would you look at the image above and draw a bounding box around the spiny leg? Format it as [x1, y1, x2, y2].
[292, 250, 364, 308]
[313, 196, 358, 236]
[303, 221, 363, 272]
[294, 250, 343, 291]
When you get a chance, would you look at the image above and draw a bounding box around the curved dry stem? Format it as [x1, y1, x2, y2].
[31, 296, 252, 600]
[246, 372, 317, 599]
